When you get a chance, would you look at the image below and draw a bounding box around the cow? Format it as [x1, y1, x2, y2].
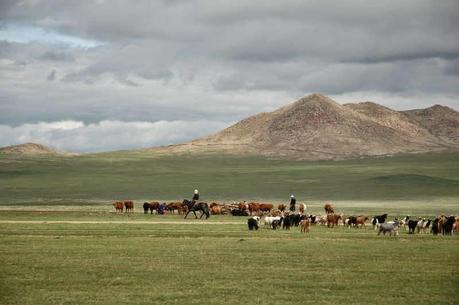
[300, 219, 310, 233]
[259, 203, 274, 213]
[248, 202, 260, 215]
[378, 221, 400, 236]
[124, 201, 134, 214]
[278, 204, 286, 212]
[454, 217, 459, 234]
[248, 216, 260, 231]
[210, 203, 223, 215]
[324, 203, 334, 214]
[372, 214, 388, 230]
[327, 213, 342, 228]
[113, 201, 124, 213]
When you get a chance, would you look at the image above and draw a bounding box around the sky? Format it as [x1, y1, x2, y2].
[0, 0, 458, 153]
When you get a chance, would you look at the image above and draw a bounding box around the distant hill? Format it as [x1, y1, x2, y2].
[148, 93, 459, 160]
[0, 143, 75, 156]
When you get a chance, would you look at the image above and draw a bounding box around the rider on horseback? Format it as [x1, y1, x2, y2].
[192, 189, 199, 203]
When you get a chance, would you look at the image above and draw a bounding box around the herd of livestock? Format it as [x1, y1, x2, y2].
[112, 200, 459, 236]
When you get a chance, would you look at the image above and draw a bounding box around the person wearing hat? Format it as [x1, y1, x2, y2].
[289, 195, 296, 212]
[192, 189, 200, 202]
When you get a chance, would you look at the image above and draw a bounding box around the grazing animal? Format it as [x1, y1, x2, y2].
[442, 216, 456, 235]
[300, 219, 310, 233]
[454, 217, 459, 233]
[431, 218, 440, 235]
[324, 203, 334, 214]
[355, 216, 369, 228]
[278, 204, 286, 212]
[272, 219, 281, 230]
[416, 218, 432, 234]
[182, 199, 210, 219]
[378, 221, 400, 236]
[248, 202, 260, 215]
[372, 214, 388, 230]
[408, 219, 419, 234]
[113, 201, 124, 213]
[248, 216, 260, 231]
[308, 215, 318, 224]
[231, 209, 249, 216]
[143, 202, 150, 214]
[347, 216, 358, 228]
[299, 203, 306, 215]
[259, 203, 274, 213]
[282, 215, 292, 230]
[326, 213, 342, 228]
[124, 201, 134, 213]
[147, 202, 160, 214]
[210, 203, 223, 215]
[263, 216, 281, 228]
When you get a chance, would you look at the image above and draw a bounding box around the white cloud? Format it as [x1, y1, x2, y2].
[0, 120, 230, 153]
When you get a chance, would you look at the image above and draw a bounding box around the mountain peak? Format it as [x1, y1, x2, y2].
[0, 143, 74, 156]
[147, 94, 459, 160]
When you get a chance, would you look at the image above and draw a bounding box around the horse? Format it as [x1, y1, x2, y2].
[183, 199, 210, 219]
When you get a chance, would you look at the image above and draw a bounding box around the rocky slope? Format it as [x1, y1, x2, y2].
[149, 93, 459, 160]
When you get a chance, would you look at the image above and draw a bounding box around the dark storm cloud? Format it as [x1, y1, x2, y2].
[0, 0, 458, 152]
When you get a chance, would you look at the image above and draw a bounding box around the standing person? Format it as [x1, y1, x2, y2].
[192, 189, 200, 202]
[289, 195, 296, 212]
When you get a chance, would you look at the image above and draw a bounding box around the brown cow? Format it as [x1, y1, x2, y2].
[210, 203, 223, 215]
[327, 213, 342, 228]
[113, 201, 124, 213]
[300, 219, 310, 233]
[278, 204, 286, 212]
[259, 203, 273, 213]
[248, 202, 260, 215]
[124, 200, 134, 213]
[324, 203, 334, 214]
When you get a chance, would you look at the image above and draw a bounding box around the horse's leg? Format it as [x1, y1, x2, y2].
[193, 210, 197, 219]
[184, 210, 190, 219]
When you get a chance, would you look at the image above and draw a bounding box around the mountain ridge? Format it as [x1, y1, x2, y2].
[147, 93, 459, 160]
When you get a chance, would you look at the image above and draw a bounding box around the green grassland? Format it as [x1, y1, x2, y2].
[0, 213, 458, 305]
[0, 152, 458, 304]
[1, 151, 459, 205]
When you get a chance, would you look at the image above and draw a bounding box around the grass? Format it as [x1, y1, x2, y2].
[0, 151, 458, 304]
[0, 212, 458, 305]
[0, 151, 459, 204]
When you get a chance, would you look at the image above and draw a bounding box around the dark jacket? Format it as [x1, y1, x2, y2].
[192, 193, 199, 201]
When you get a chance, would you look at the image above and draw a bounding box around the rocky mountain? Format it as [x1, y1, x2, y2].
[150, 93, 459, 160]
[0, 143, 73, 156]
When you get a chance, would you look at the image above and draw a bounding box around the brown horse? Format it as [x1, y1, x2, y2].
[113, 201, 124, 213]
[327, 213, 342, 228]
[124, 200, 134, 213]
[300, 219, 310, 233]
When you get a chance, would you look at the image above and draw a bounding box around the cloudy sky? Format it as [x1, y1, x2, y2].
[1, 0, 458, 152]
